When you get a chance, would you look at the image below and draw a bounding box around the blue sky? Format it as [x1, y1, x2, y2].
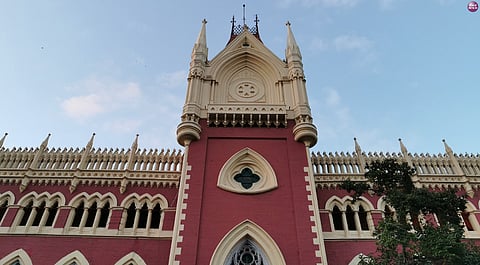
[1, 0, 479, 155]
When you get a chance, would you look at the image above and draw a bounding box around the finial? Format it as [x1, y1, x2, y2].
[286, 21, 291, 27]
[354, 137, 362, 154]
[202, 18, 207, 24]
[243, 4, 246, 26]
[399, 138, 408, 155]
[443, 139, 454, 154]
[40, 133, 51, 150]
[0, 133, 7, 148]
[85, 133, 96, 150]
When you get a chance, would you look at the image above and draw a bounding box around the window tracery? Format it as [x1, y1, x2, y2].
[13, 192, 64, 230]
[67, 193, 114, 231]
[327, 197, 373, 234]
[228, 239, 266, 265]
[120, 194, 167, 234]
[217, 148, 277, 194]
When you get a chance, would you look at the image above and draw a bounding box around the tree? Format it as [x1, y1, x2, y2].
[341, 159, 480, 265]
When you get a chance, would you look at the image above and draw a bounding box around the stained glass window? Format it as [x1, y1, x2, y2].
[234, 168, 260, 189]
[228, 239, 266, 265]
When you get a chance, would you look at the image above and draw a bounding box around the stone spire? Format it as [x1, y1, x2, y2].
[177, 20, 206, 147]
[30, 134, 51, 169]
[191, 19, 208, 66]
[0, 133, 7, 149]
[398, 138, 413, 167]
[127, 134, 139, 171]
[443, 139, 463, 175]
[79, 133, 95, 170]
[443, 139, 473, 197]
[285, 21, 302, 63]
[354, 138, 366, 172]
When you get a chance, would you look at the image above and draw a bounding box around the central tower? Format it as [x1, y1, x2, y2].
[171, 16, 326, 264]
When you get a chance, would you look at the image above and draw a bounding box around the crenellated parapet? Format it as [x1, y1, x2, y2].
[0, 134, 183, 193]
[312, 139, 480, 194]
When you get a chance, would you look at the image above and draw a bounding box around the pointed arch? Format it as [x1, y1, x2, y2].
[210, 220, 286, 265]
[0, 249, 33, 265]
[217, 148, 278, 194]
[114, 252, 147, 265]
[54, 250, 89, 265]
[348, 253, 368, 265]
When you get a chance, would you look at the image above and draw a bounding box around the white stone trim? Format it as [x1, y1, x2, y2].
[217, 148, 277, 194]
[54, 250, 90, 265]
[114, 251, 147, 265]
[0, 249, 33, 265]
[348, 253, 367, 265]
[209, 220, 286, 265]
[304, 146, 328, 265]
[169, 143, 192, 265]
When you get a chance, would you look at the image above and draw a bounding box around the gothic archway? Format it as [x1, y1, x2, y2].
[210, 220, 286, 265]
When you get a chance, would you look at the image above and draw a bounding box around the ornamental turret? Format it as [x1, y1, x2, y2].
[286, 22, 317, 147]
[177, 18, 317, 147]
[176, 20, 206, 146]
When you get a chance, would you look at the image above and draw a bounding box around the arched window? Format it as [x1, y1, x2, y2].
[85, 202, 97, 227]
[114, 251, 147, 265]
[0, 249, 33, 265]
[54, 250, 89, 265]
[19, 201, 33, 226]
[138, 203, 148, 229]
[32, 201, 46, 226]
[332, 206, 343, 230]
[150, 203, 161, 229]
[71, 202, 84, 227]
[346, 206, 356, 230]
[45, 202, 59, 226]
[327, 197, 373, 235]
[120, 195, 166, 233]
[358, 205, 369, 231]
[98, 202, 110, 228]
[0, 199, 9, 224]
[226, 238, 268, 265]
[125, 202, 136, 228]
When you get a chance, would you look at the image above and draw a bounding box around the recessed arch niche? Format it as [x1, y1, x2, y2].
[217, 148, 278, 194]
[209, 220, 286, 265]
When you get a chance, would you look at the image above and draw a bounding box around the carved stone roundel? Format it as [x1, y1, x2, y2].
[236, 82, 258, 98]
[228, 69, 265, 103]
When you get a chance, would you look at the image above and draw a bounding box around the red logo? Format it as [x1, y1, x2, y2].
[468, 1, 479, 12]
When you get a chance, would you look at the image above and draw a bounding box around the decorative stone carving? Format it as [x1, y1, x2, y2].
[228, 69, 265, 103]
[217, 148, 277, 194]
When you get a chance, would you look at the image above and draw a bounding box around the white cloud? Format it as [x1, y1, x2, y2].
[156, 70, 187, 89]
[325, 88, 341, 106]
[378, 0, 396, 10]
[279, 0, 360, 8]
[103, 119, 143, 134]
[61, 78, 141, 121]
[333, 35, 373, 52]
[310, 37, 329, 51]
[320, 0, 360, 7]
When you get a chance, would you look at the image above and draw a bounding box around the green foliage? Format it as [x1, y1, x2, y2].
[341, 159, 480, 265]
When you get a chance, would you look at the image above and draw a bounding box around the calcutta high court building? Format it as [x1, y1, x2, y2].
[1, 14, 480, 265]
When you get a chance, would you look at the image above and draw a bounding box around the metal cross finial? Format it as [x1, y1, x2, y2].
[242, 4, 246, 26]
